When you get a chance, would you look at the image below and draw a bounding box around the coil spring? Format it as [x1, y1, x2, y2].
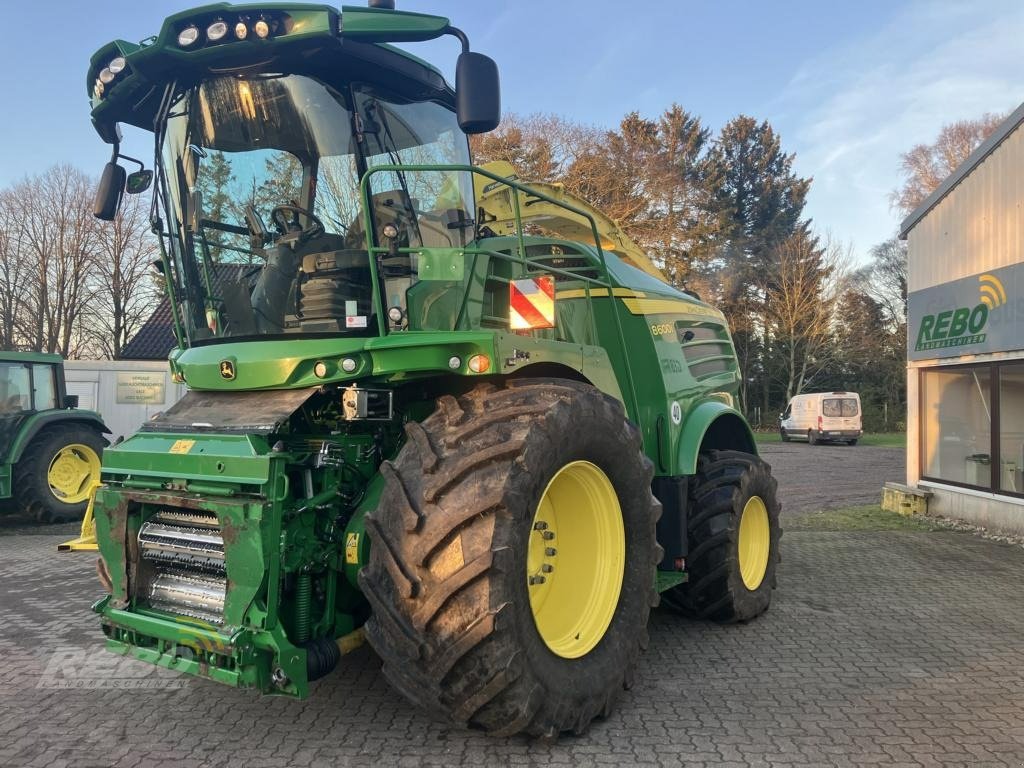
[294, 572, 312, 644]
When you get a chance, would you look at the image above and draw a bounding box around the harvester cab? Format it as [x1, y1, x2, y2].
[85, 1, 781, 737]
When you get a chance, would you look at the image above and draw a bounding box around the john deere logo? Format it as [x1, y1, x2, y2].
[219, 360, 235, 380]
[915, 274, 1006, 352]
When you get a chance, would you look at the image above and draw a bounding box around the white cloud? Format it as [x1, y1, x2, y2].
[773, 1, 1024, 261]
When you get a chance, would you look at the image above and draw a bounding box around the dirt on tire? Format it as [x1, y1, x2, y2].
[662, 450, 781, 622]
[359, 379, 661, 738]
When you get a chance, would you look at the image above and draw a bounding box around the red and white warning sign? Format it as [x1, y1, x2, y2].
[509, 276, 556, 330]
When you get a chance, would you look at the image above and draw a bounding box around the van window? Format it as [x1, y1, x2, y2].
[823, 398, 858, 417]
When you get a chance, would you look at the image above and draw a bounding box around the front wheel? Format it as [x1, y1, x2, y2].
[360, 380, 661, 737]
[663, 450, 781, 622]
[779, 427, 790, 442]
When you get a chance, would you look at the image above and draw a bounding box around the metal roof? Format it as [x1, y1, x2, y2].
[899, 101, 1024, 239]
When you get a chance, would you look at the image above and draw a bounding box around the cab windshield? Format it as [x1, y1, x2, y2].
[158, 73, 473, 341]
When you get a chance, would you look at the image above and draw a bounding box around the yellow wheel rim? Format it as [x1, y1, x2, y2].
[47, 443, 101, 504]
[527, 461, 625, 659]
[738, 495, 771, 590]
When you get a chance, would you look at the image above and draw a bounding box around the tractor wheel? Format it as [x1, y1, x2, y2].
[663, 450, 781, 623]
[808, 429, 819, 445]
[15, 425, 104, 523]
[359, 379, 661, 737]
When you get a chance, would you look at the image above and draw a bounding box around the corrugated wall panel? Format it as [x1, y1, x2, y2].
[908, 126, 1024, 291]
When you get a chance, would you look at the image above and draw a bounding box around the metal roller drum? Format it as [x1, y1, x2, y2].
[138, 511, 227, 624]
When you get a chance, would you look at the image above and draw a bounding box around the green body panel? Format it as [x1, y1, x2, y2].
[676, 400, 756, 476]
[6, 408, 108, 466]
[84, 3, 761, 699]
[100, 432, 272, 486]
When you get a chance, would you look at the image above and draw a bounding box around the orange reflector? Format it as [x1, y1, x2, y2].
[509, 276, 556, 330]
[468, 354, 490, 374]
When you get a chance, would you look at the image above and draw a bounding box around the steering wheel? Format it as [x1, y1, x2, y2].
[270, 204, 326, 242]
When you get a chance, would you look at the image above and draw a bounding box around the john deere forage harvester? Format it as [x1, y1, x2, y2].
[86, 1, 781, 737]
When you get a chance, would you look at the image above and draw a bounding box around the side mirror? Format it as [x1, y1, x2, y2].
[126, 169, 153, 194]
[455, 52, 500, 134]
[94, 162, 126, 221]
[63, 395, 79, 409]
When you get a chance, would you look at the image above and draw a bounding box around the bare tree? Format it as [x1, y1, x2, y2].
[86, 191, 161, 358]
[891, 112, 1007, 217]
[765, 231, 851, 400]
[13, 166, 99, 356]
[0, 190, 29, 349]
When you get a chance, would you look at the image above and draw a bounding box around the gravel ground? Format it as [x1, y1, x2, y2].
[757, 442, 905, 516]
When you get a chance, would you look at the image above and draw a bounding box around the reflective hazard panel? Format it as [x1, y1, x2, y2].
[509, 276, 556, 330]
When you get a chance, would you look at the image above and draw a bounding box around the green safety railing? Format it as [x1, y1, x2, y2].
[360, 163, 640, 418]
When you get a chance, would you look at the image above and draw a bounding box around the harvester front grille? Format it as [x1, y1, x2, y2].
[679, 323, 737, 382]
[138, 511, 227, 625]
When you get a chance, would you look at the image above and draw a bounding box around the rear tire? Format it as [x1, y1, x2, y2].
[663, 450, 781, 623]
[847, 439, 858, 446]
[808, 430, 819, 446]
[15, 425, 105, 523]
[359, 379, 661, 737]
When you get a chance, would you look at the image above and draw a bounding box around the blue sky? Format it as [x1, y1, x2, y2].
[1, 1, 1021, 262]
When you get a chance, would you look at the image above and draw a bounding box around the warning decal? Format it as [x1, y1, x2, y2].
[509, 276, 556, 330]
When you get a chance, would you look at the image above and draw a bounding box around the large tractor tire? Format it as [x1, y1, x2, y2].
[15, 424, 104, 523]
[663, 450, 781, 623]
[360, 379, 661, 737]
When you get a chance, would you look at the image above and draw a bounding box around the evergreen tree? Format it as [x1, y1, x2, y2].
[709, 116, 811, 414]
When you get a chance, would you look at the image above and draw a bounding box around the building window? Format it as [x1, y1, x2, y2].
[999, 365, 1024, 493]
[921, 361, 1024, 496]
[922, 367, 992, 488]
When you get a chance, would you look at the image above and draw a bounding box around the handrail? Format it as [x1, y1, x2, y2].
[359, 163, 641, 420]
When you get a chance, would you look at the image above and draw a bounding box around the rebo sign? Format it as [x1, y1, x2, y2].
[908, 264, 1021, 361]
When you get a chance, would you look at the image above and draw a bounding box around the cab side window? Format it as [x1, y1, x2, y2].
[0, 363, 31, 412]
[32, 365, 56, 410]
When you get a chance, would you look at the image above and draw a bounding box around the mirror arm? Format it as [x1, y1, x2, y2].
[117, 153, 146, 172]
[444, 25, 470, 53]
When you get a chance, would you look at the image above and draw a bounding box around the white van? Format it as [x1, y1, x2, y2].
[778, 391, 862, 445]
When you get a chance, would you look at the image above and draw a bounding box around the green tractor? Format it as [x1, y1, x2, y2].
[85, 1, 781, 737]
[0, 352, 108, 521]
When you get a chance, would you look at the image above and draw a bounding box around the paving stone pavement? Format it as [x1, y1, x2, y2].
[3, 525, 1024, 767]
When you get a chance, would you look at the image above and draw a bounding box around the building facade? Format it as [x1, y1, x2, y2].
[901, 103, 1024, 535]
[65, 360, 186, 443]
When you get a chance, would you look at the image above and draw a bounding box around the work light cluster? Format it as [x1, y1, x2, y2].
[93, 56, 127, 99]
[176, 14, 277, 48]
